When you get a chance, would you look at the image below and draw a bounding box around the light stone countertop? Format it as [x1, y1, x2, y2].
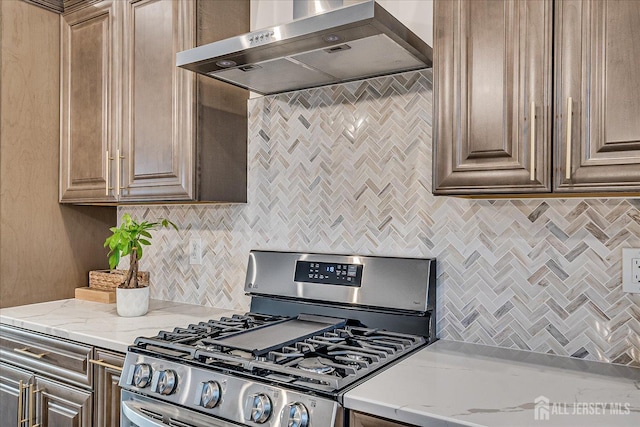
[343, 340, 640, 427]
[0, 298, 242, 353]
[3, 301, 639, 426]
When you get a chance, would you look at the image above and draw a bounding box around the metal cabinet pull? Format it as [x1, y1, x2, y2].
[89, 358, 123, 372]
[565, 97, 573, 180]
[17, 382, 40, 427]
[116, 149, 125, 195]
[28, 384, 42, 427]
[530, 101, 536, 181]
[105, 150, 111, 196]
[13, 347, 46, 359]
[28, 384, 33, 427]
[17, 380, 26, 427]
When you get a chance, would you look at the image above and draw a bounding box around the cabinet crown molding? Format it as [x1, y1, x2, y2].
[24, 0, 101, 14]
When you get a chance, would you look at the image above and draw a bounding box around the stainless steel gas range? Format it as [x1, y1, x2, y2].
[119, 250, 436, 427]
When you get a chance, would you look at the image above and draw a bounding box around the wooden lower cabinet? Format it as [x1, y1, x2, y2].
[35, 376, 93, 427]
[350, 411, 415, 427]
[92, 349, 125, 427]
[0, 363, 32, 427]
[0, 325, 125, 427]
[0, 363, 93, 427]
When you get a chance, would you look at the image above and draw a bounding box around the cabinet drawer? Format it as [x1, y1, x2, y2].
[0, 325, 92, 388]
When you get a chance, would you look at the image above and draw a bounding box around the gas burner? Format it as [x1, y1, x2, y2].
[297, 357, 335, 375]
[344, 353, 366, 361]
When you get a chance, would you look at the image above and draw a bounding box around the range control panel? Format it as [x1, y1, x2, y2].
[294, 261, 362, 287]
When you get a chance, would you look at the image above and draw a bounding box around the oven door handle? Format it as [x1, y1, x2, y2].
[122, 401, 167, 427]
[121, 390, 239, 427]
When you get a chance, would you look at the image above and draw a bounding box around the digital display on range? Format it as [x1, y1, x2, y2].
[294, 261, 363, 287]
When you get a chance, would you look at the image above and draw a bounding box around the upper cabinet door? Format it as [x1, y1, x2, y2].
[433, 0, 552, 195]
[60, 0, 119, 203]
[119, 0, 195, 202]
[555, 0, 640, 192]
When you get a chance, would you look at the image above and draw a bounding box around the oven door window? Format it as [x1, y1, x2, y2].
[121, 391, 237, 427]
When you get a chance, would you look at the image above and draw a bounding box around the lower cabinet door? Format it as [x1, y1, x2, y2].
[35, 376, 92, 427]
[0, 362, 32, 427]
[92, 349, 125, 427]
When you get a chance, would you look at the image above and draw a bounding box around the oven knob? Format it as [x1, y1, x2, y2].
[200, 381, 222, 408]
[283, 402, 309, 427]
[245, 393, 272, 423]
[132, 363, 152, 388]
[157, 370, 177, 395]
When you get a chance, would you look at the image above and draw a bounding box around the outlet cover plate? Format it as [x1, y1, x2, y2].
[622, 248, 640, 293]
[189, 238, 202, 265]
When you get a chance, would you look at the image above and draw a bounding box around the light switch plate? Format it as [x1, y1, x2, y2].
[622, 248, 640, 293]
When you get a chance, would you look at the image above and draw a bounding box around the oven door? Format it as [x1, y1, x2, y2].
[121, 390, 238, 427]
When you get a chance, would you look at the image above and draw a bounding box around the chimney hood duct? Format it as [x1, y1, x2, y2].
[176, 0, 432, 95]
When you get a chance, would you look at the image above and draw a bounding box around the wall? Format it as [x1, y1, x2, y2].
[0, 0, 115, 308]
[121, 70, 640, 367]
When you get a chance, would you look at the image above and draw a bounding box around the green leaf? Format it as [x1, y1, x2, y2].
[105, 214, 177, 266]
[108, 252, 120, 270]
[135, 243, 143, 259]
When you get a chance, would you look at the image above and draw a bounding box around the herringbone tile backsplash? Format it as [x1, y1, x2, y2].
[120, 70, 640, 366]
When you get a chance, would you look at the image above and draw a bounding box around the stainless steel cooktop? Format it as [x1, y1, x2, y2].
[119, 251, 436, 427]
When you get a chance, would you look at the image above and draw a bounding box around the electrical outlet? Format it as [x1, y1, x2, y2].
[622, 248, 640, 293]
[634, 258, 640, 284]
[189, 238, 202, 265]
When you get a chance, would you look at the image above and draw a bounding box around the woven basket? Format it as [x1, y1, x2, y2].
[89, 270, 150, 291]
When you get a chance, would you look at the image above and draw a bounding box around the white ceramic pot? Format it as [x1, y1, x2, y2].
[116, 286, 149, 317]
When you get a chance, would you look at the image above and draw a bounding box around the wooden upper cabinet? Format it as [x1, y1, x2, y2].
[60, 0, 118, 203]
[119, 0, 195, 201]
[554, 0, 640, 193]
[433, 0, 552, 195]
[60, 0, 249, 204]
[434, 0, 640, 196]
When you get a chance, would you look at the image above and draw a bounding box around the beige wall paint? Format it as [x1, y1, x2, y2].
[0, 0, 115, 308]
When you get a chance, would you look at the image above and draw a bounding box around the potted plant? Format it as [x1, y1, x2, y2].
[104, 213, 177, 316]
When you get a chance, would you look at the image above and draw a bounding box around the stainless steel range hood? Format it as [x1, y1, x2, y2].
[176, 0, 432, 95]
